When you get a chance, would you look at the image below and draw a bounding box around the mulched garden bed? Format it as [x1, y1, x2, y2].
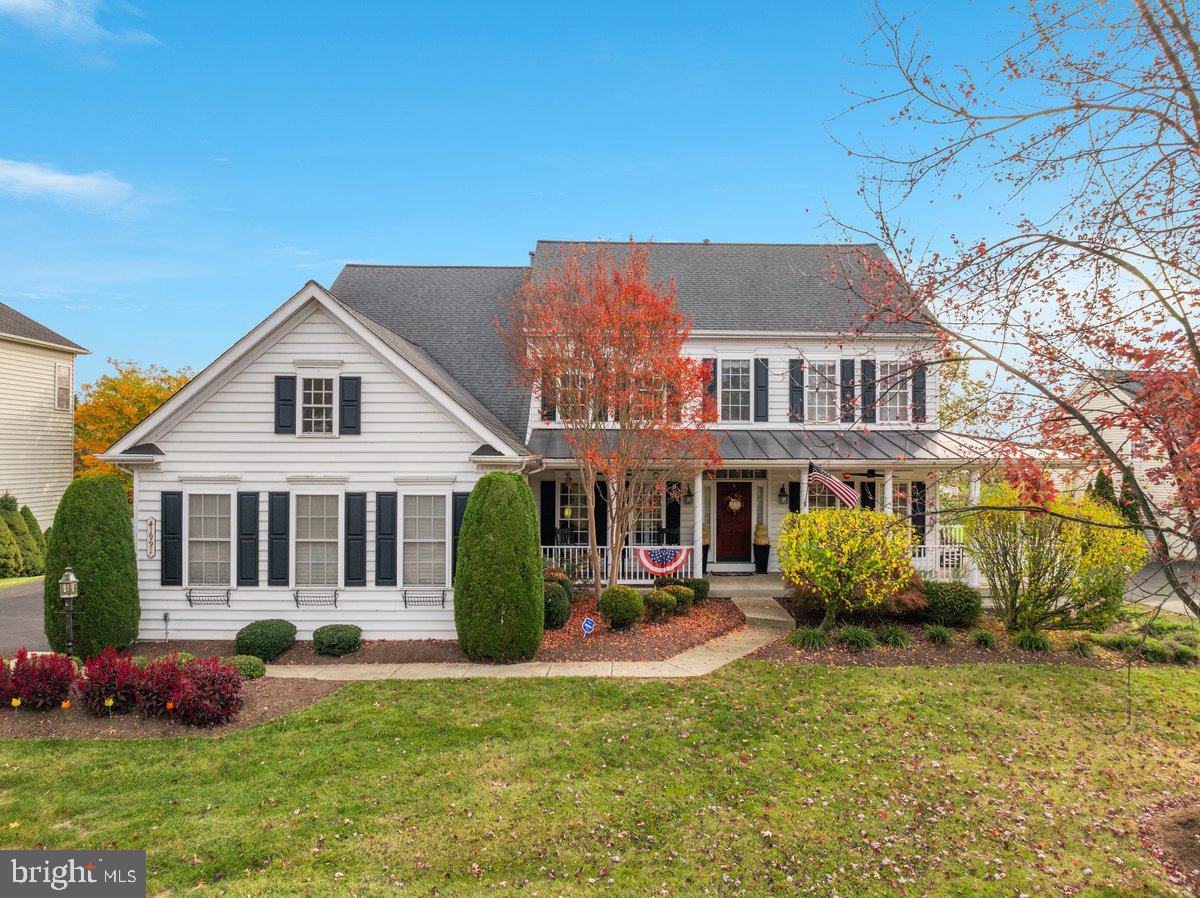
[0, 678, 343, 740]
[1140, 796, 1200, 895]
[748, 617, 1112, 668]
[130, 598, 746, 666]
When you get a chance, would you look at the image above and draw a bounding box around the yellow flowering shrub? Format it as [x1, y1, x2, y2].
[963, 484, 1148, 630]
[775, 509, 915, 629]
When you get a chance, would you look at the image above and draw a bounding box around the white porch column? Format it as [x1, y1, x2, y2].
[799, 464, 810, 512]
[968, 467, 981, 508]
[692, 470, 704, 578]
[967, 467, 982, 587]
[883, 470, 894, 513]
[927, 471, 940, 550]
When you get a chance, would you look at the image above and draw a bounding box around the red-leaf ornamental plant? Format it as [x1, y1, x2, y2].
[498, 242, 721, 597]
[76, 647, 140, 717]
[9, 648, 75, 711]
[832, 0, 1200, 615]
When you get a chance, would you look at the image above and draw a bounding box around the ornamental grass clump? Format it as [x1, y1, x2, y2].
[77, 647, 139, 716]
[972, 629, 997, 649]
[776, 508, 915, 630]
[838, 625, 879, 652]
[786, 626, 832, 651]
[877, 623, 910, 648]
[925, 624, 954, 646]
[1014, 629, 1053, 653]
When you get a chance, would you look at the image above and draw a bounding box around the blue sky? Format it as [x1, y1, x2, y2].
[0, 1, 1011, 383]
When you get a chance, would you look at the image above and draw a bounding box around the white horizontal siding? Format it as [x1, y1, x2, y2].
[0, 338, 75, 525]
[132, 305, 488, 640]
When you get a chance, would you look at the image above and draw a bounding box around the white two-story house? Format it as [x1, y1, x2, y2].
[102, 240, 990, 642]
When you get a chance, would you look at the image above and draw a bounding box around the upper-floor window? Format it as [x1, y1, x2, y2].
[878, 361, 911, 423]
[719, 359, 751, 422]
[403, 495, 447, 587]
[806, 362, 838, 424]
[54, 363, 72, 411]
[295, 494, 339, 586]
[301, 377, 334, 434]
[187, 493, 231, 586]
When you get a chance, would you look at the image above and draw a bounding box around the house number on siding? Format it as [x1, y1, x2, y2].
[146, 516, 157, 559]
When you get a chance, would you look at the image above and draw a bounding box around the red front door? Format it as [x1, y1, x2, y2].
[715, 482, 752, 562]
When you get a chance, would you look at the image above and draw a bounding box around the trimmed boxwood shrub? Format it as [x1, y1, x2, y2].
[643, 588, 677, 622]
[221, 654, 266, 679]
[599, 585, 643, 629]
[43, 476, 140, 657]
[453, 472, 543, 662]
[654, 576, 710, 603]
[313, 624, 363, 657]
[663, 584, 694, 614]
[0, 493, 40, 575]
[922, 582, 983, 628]
[543, 583, 571, 631]
[20, 505, 45, 553]
[235, 620, 296, 661]
[0, 518, 20, 578]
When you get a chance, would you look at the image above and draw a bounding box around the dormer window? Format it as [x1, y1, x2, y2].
[301, 377, 335, 434]
[719, 359, 751, 422]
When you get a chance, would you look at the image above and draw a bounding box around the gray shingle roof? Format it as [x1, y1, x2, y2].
[0, 301, 86, 351]
[527, 428, 996, 463]
[329, 265, 533, 448]
[532, 241, 930, 334]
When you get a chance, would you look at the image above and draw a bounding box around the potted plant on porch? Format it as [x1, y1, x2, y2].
[753, 523, 771, 574]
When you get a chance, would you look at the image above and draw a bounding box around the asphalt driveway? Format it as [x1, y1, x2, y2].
[1, 579, 48, 654]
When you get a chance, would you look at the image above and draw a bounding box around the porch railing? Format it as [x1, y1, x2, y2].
[541, 544, 697, 585]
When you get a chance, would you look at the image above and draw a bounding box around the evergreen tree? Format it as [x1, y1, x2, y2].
[20, 506, 45, 553]
[0, 518, 21, 578]
[1118, 471, 1143, 527]
[1092, 470, 1118, 507]
[0, 493, 40, 575]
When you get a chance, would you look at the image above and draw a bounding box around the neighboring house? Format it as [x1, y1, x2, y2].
[101, 241, 992, 641]
[0, 301, 88, 526]
[1068, 369, 1196, 560]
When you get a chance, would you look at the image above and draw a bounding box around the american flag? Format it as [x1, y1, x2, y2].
[808, 463, 860, 508]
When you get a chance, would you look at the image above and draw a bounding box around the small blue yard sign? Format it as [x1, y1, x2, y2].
[582, 617, 596, 636]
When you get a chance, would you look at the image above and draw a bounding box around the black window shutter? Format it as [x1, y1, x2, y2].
[912, 362, 927, 423]
[236, 491, 259, 586]
[339, 376, 361, 435]
[665, 482, 681, 542]
[911, 481, 927, 546]
[788, 482, 801, 513]
[594, 480, 608, 547]
[704, 358, 717, 397]
[753, 358, 769, 422]
[344, 493, 367, 586]
[861, 359, 877, 424]
[451, 491, 470, 578]
[274, 376, 296, 434]
[539, 481, 557, 545]
[840, 359, 856, 423]
[540, 383, 556, 422]
[375, 492, 397, 586]
[859, 480, 877, 510]
[267, 492, 289, 586]
[161, 491, 182, 586]
[788, 359, 805, 422]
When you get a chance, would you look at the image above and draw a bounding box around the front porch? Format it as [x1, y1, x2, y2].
[533, 462, 982, 587]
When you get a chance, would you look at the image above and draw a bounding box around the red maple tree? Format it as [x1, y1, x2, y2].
[497, 243, 720, 597]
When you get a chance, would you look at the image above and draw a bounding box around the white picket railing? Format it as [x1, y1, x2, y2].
[542, 544, 697, 585]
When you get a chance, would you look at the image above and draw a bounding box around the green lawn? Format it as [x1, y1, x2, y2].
[0, 576, 39, 591]
[1, 661, 1197, 896]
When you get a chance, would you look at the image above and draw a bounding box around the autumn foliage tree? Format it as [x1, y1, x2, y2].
[834, 0, 1200, 615]
[498, 243, 720, 597]
[74, 359, 192, 500]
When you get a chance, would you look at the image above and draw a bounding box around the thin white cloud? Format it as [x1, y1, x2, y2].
[0, 0, 155, 44]
[0, 158, 134, 210]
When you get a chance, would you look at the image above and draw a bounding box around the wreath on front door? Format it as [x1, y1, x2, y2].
[724, 492, 745, 514]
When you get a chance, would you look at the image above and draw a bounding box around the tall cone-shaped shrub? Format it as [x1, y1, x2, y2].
[43, 476, 140, 656]
[0, 518, 21, 578]
[453, 472, 543, 662]
[21, 505, 45, 553]
[0, 492, 40, 575]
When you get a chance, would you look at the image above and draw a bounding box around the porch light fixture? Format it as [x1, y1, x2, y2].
[682, 486, 694, 506]
[777, 485, 788, 506]
[58, 567, 80, 659]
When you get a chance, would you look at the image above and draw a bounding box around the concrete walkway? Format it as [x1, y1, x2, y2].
[265, 594, 793, 681]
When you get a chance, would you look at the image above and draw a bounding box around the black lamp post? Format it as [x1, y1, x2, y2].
[58, 567, 79, 658]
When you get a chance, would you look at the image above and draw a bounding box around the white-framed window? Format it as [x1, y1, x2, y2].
[186, 493, 232, 586]
[403, 494, 447, 587]
[295, 494, 339, 587]
[54, 362, 72, 411]
[878, 361, 911, 423]
[806, 362, 839, 424]
[558, 480, 590, 543]
[719, 358, 752, 422]
[893, 481, 911, 520]
[807, 479, 842, 510]
[301, 377, 335, 435]
[632, 488, 664, 545]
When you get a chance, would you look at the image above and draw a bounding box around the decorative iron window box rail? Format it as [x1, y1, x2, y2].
[402, 589, 447, 609]
[294, 589, 339, 608]
[185, 589, 231, 607]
